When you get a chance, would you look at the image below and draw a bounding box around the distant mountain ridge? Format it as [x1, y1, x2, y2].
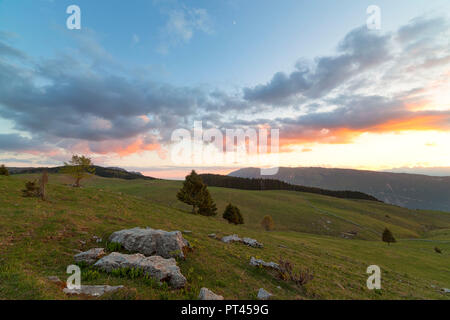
[7, 166, 156, 180]
[229, 167, 450, 212]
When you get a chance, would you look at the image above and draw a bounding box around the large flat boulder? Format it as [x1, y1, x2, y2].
[74, 248, 106, 265]
[94, 252, 186, 288]
[109, 227, 189, 259]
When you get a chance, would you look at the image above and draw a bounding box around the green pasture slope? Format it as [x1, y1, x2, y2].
[0, 173, 449, 300]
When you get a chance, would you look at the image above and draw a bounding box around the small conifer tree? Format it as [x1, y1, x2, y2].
[382, 228, 396, 245]
[177, 170, 217, 216]
[223, 203, 244, 225]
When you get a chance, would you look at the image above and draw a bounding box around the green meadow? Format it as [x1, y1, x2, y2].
[0, 174, 449, 300]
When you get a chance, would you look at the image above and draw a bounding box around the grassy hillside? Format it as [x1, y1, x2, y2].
[0, 174, 449, 300]
[229, 167, 450, 212]
[80, 175, 450, 241]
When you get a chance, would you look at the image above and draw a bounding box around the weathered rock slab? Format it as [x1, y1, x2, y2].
[198, 287, 224, 300]
[221, 234, 263, 248]
[63, 285, 124, 297]
[109, 227, 189, 259]
[94, 252, 186, 288]
[250, 257, 280, 270]
[257, 288, 272, 300]
[74, 248, 106, 265]
[221, 234, 241, 243]
[242, 237, 264, 248]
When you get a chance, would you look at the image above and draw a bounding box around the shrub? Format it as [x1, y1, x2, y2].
[105, 241, 123, 252]
[277, 257, 314, 287]
[222, 203, 244, 225]
[22, 180, 40, 197]
[82, 270, 100, 281]
[261, 215, 274, 231]
[0, 164, 9, 176]
[382, 228, 396, 245]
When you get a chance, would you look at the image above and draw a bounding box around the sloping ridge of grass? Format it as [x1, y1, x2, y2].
[0, 174, 449, 300]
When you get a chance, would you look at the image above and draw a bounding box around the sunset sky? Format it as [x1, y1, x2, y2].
[0, 0, 450, 179]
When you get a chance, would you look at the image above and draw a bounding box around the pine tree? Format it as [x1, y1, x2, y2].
[197, 185, 218, 216]
[382, 228, 396, 245]
[223, 203, 244, 225]
[177, 170, 217, 216]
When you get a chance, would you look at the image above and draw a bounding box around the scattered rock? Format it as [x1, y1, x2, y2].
[442, 288, 450, 293]
[242, 237, 263, 248]
[94, 252, 186, 288]
[221, 234, 263, 248]
[278, 244, 287, 249]
[182, 230, 192, 234]
[257, 288, 272, 300]
[208, 233, 217, 238]
[198, 287, 224, 300]
[74, 248, 106, 265]
[109, 227, 190, 259]
[47, 276, 62, 283]
[221, 234, 241, 244]
[79, 240, 86, 245]
[92, 235, 102, 243]
[249, 257, 280, 270]
[63, 285, 124, 297]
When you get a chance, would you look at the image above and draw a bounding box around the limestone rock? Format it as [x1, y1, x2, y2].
[94, 252, 186, 288]
[198, 287, 224, 300]
[109, 227, 189, 259]
[257, 288, 272, 300]
[221, 234, 241, 243]
[250, 257, 280, 270]
[221, 234, 263, 248]
[242, 237, 263, 248]
[63, 285, 124, 297]
[74, 248, 106, 265]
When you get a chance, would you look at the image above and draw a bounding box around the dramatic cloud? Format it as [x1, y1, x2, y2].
[0, 15, 450, 164]
[243, 26, 391, 104]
